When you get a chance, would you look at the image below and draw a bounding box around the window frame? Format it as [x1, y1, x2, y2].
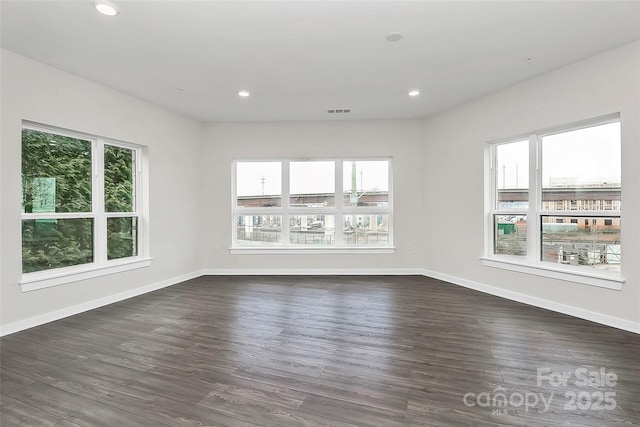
[482, 114, 624, 290]
[231, 158, 394, 254]
[20, 122, 151, 291]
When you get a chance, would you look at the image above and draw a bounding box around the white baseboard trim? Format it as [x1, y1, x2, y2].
[3, 267, 637, 336]
[421, 269, 640, 334]
[204, 268, 638, 333]
[202, 268, 425, 276]
[0, 270, 204, 337]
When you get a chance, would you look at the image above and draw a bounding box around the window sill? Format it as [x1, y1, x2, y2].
[480, 256, 624, 290]
[230, 247, 396, 255]
[20, 257, 153, 292]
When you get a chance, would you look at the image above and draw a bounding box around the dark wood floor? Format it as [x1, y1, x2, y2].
[1, 275, 639, 426]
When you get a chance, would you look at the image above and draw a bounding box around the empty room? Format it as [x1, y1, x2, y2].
[1, 1, 639, 426]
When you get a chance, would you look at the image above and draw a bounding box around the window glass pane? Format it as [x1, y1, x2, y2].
[542, 122, 621, 211]
[290, 161, 335, 207]
[343, 161, 389, 207]
[22, 218, 94, 273]
[541, 216, 620, 271]
[236, 215, 282, 246]
[495, 140, 528, 210]
[107, 217, 138, 260]
[494, 214, 527, 256]
[236, 162, 281, 207]
[105, 145, 135, 212]
[22, 129, 92, 213]
[343, 214, 389, 246]
[290, 215, 335, 245]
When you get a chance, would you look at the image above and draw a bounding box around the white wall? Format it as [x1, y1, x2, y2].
[2, 40, 638, 334]
[422, 41, 640, 328]
[201, 120, 424, 272]
[0, 50, 203, 331]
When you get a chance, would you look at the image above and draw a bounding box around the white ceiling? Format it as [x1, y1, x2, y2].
[1, 1, 639, 123]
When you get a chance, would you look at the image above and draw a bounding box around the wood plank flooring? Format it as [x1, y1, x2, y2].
[1, 275, 639, 426]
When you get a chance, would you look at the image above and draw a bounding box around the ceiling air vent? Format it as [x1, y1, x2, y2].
[327, 108, 351, 114]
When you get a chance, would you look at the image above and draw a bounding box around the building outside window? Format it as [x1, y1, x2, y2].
[232, 159, 392, 251]
[487, 115, 621, 281]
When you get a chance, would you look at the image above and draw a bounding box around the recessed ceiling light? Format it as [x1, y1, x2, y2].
[408, 90, 420, 97]
[238, 90, 250, 97]
[94, 0, 119, 16]
[386, 32, 402, 42]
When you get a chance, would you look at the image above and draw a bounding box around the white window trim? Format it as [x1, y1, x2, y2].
[20, 122, 150, 291]
[230, 247, 395, 255]
[19, 257, 153, 292]
[480, 257, 623, 290]
[231, 158, 394, 253]
[483, 114, 624, 289]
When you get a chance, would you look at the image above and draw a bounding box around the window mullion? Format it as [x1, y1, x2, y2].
[95, 139, 107, 265]
[488, 145, 496, 256]
[335, 160, 344, 245]
[105, 212, 141, 218]
[387, 159, 394, 214]
[527, 135, 540, 264]
[135, 146, 143, 257]
[231, 161, 238, 245]
[541, 210, 621, 218]
[282, 161, 290, 247]
[22, 212, 96, 220]
[335, 159, 343, 210]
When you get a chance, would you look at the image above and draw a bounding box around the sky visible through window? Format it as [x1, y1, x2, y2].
[237, 160, 389, 197]
[291, 161, 334, 195]
[342, 161, 388, 193]
[236, 162, 281, 197]
[497, 122, 620, 189]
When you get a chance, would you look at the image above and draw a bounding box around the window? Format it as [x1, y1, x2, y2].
[493, 139, 529, 256]
[485, 115, 622, 288]
[232, 159, 392, 252]
[21, 122, 149, 290]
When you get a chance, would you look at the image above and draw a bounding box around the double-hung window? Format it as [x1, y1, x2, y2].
[20, 122, 149, 291]
[484, 115, 623, 289]
[232, 158, 393, 253]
